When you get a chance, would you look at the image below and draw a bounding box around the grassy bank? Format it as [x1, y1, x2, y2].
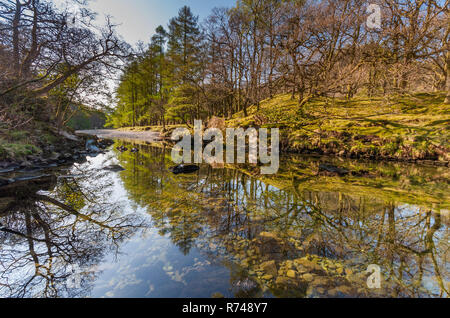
[0, 121, 80, 163]
[229, 93, 449, 162]
[115, 93, 450, 163]
[0, 127, 48, 161]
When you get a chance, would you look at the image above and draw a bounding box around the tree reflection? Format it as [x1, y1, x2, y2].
[1, 141, 446, 298]
[0, 161, 147, 298]
[115, 142, 448, 298]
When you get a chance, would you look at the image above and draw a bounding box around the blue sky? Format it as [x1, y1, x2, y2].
[87, 0, 237, 45]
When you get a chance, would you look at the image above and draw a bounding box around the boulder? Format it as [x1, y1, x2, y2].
[169, 164, 200, 175]
[207, 116, 226, 130]
[0, 175, 57, 197]
[318, 163, 349, 176]
[13, 174, 52, 182]
[103, 165, 125, 172]
[302, 273, 314, 282]
[260, 260, 278, 277]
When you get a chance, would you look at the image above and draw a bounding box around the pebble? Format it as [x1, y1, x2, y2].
[275, 276, 290, 285]
[287, 270, 296, 279]
[302, 273, 314, 282]
[260, 260, 278, 277]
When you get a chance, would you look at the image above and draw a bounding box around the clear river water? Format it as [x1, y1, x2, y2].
[0, 137, 448, 298]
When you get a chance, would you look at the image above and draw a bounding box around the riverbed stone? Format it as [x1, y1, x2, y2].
[335, 285, 353, 295]
[302, 273, 314, 282]
[259, 232, 279, 240]
[260, 260, 277, 277]
[287, 270, 296, 279]
[275, 276, 291, 286]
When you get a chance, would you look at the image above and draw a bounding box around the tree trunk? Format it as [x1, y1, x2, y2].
[445, 52, 450, 104]
[12, 0, 22, 75]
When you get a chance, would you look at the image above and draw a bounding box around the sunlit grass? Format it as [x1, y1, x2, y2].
[229, 93, 449, 161]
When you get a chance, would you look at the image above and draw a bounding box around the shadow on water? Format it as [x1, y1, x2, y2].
[0, 140, 448, 298]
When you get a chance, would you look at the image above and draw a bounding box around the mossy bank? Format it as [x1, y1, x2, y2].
[228, 93, 449, 164]
[0, 121, 96, 173]
[114, 93, 449, 165]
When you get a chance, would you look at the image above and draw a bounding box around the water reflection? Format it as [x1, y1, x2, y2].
[0, 158, 147, 297]
[0, 141, 448, 298]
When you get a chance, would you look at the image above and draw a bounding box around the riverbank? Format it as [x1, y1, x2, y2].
[111, 93, 449, 166]
[0, 124, 113, 188]
[228, 93, 449, 164]
[0, 125, 80, 166]
[76, 129, 161, 142]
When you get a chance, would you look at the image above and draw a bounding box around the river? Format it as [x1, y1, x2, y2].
[0, 134, 448, 298]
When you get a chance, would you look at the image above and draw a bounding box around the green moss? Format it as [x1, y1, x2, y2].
[227, 93, 449, 161]
[41, 133, 58, 144]
[7, 130, 29, 141]
[0, 138, 41, 160]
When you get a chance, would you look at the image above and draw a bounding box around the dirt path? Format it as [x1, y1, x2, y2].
[76, 129, 161, 142]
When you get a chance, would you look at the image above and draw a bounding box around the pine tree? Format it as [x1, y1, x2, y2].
[150, 26, 169, 130]
[166, 6, 203, 125]
[167, 6, 202, 84]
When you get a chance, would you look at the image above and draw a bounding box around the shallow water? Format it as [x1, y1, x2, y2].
[0, 139, 448, 298]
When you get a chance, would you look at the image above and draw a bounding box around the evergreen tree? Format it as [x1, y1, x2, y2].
[166, 6, 204, 126]
[167, 6, 202, 84]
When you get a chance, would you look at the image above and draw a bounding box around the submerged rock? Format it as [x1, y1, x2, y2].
[260, 260, 278, 277]
[259, 232, 280, 240]
[286, 270, 296, 279]
[302, 273, 314, 282]
[116, 146, 128, 152]
[318, 163, 349, 176]
[103, 165, 125, 172]
[169, 164, 200, 175]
